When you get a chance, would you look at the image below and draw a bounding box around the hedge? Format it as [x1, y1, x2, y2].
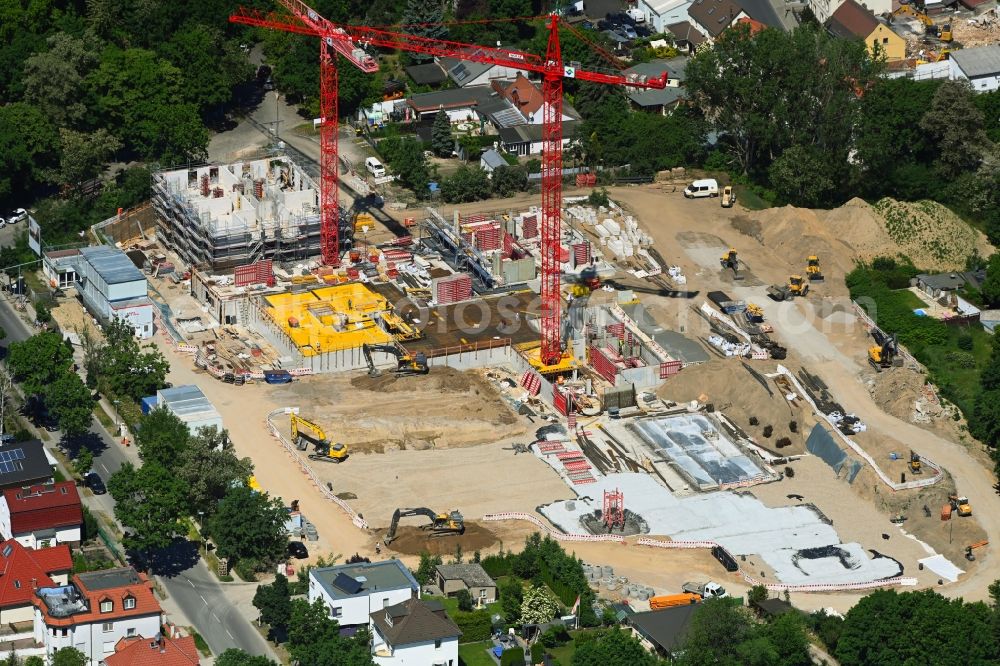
[500, 646, 525, 666]
[455, 610, 492, 643]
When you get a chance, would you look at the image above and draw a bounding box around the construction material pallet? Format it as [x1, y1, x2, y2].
[572, 475, 597, 485]
[556, 451, 585, 460]
[566, 469, 595, 479]
[537, 442, 567, 454]
[563, 460, 592, 471]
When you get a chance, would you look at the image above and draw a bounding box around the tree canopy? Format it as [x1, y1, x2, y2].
[287, 598, 376, 666]
[207, 484, 288, 565]
[109, 461, 188, 557]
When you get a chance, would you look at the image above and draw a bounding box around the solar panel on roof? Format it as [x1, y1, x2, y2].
[333, 572, 363, 594]
[11, 449, 23, 460]
[0, 460, 23, 474]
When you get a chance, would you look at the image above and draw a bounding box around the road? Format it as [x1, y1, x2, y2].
[0, 294, 276, 660]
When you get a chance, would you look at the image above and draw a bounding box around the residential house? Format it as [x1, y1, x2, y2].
[497, 121, 582, 156]
[479, 149, 508, 176]
[491, 74, 577, 126]
[370, 598, 461, 666]
[912, 270, 985, 299]
[638, 0, 696, 33]
[750, 597, 797, 618]
[950, 45, 1000, 92]
[104, 633, 201, 666]
[623, 58, 688, 115]
[826, 0, 906, 61]
[405, 87, 506, 123]
[627, 605, 699, 658]
[437, 57, 525, 88]
[435, 563, 497, 606]
[688, 0, 748, 40]
[0, 539, 71, 625]
[809, 0, 891, 24]
[0, 481, 82, 549]
[33, 567, 163, 666]
[666, 21, 707, 54]
[308, 559, 420, 629]
[405, 63, 448, 88]
[0, 441, 56, 492]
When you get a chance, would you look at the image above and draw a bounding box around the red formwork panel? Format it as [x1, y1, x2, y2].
[659, 360, 683, 379]
[589, 345, 618, 384]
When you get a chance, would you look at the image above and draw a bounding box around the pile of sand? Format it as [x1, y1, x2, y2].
[383, 523, 498, 556]
[865, 367, 927, 424]
[657, 358, 814, 454]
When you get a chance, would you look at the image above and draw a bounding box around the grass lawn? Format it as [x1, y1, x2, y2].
[426, 594, 501, 618]
[459, 641, 497, 666]
[915, 324, 993, 417]
[734, 184, 770, 210]
[891, 288, 929, 310]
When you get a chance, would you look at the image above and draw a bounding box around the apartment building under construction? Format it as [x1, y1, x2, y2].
[152, 156, 323, 271]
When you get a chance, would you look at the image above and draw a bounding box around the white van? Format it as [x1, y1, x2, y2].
[683, 179, 719, 198]
[365, 157, 386, 178]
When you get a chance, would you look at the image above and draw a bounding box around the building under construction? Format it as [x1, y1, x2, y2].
[152, 156, 322, 271]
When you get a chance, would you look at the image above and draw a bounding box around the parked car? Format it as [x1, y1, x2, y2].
[6, 208, 26, 225]
[84, 471, 107, 495]
[618, 24, 638, 39]
[287, 541, 309, 559]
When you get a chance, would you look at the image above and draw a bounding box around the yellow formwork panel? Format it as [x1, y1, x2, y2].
[263, 283, 394, 356]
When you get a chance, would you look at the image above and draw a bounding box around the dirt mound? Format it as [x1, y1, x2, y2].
[865, 367, 927, 423]
[657, 359, 814, 454]
[350, 366, 477, 393]
[384, 523, 498, 556]
[870, 198, 992, 271]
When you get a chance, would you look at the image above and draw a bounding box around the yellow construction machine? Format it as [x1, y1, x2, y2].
[721, 185, 735, 208]
[965, 539, 988, 561]
[950, 495, 972, 517]
[891, 4, 952, 41]
[767, 276, 809, 301]
[384, 507, 465, 545]
[720, 248, 739, 277]
[746, 303, 765, 323]
[908, 451, 922, 474]
[362, 342, 429, 377]
[290, 414, 349, 463]
[868, 328, 902, 371]
[806, 255, 824, 281]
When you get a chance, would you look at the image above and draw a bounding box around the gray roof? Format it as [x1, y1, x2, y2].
[480, 149, 508, 171]
[157, 385, 219, 420]
[80, 246, 145, 286]
[311, 560, 419, 602]
[0, 440, 53, 490]
[916, 272, 967, 291]
[736, 0, 784, 28]
[751, 598, 796, 617]
[979, 309, 1000, 322]
[407, 86, 503, 113]
[371, 598, 462, 646]
[439, 58, 495, 87]
[498, 120, 583, 145]
[436, 563, 497, 588]
[78, 567, 142, 591]
[629, 606, 699, 654]
[623, 59, 688, 108]
[405, 63, 447, 86]
[666, 21, 707, 46]
[951, 45, 1000, 78]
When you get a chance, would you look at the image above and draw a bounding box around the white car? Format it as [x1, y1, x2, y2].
[7, 208, 26, 224]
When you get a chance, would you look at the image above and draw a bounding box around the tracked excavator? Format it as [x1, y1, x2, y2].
[384, 508, 465, 545]
[362, 343, 429, 378]
[290, 414, 349, 462]
[720, 248, 740, 278]
[868, 328, 903, 371]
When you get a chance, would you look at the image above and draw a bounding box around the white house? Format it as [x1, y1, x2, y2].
[370, 598, 461, 666]
[638, 0, 696, 33]
[480, 149, 508, 176]
[75, 246, 154, 339]
[0, 482, 82, 549]
[950, 45, 1000, 93]
[308, 560, 420, 628]
[0, 540, 71, 625]
[33, 568, 163, 666]
[436, 57, 525, 88]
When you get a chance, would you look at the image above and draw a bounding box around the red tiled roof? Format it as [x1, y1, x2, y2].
[494, 74, 544, 119]
[35, 568, 162, 627]
[736, 17, 767, 34]
[827, 0, 879, 39]
[0, 540, 71, 608]
[105, 635, 201, 666]
[4, 482, 82, 534]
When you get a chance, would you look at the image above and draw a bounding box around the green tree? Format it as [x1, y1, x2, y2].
[920, 80, 989, 178]
[415, 551, 442, 585]
[51, 647, 87, 666]
[401, 0, 446, 64]
[22, 33, 100, 129]
[676, 599, 757, 666]
[45, 372, 94, 437]
[135, 407, 191, 467]
[287, 598, 377, 666]
[431, 109, 452, 157]
[572, 628, 658, 666]
[57, 128, 122, 189]
[178, 426, 253, 517]
[441, 165, 491, 203]
[7, 332, 73, 396]
[379, 137, 430, 196]
[500, 647, 525, 666]
[73, 447, 94, 476]
[763, 612, 812, 666]
[92, 317, 169, 402]
[835, 589, 999, 665]
[981, 254, 1000, 308]
[253, 573, 293, 639]
[215, 649, 277, 666]
[519, 584, 560, 625]
[747, 584, 768, 604]
[109, 461, 188, 559]
[158, 24, 251, 117]
[456, 588, 474, 612]
[768, 145, 837, 207]
[208, 485, 288, 565]
[0, 102, 61, 203]
[499, 577, 523, 624]
[492, 165, 528, 197]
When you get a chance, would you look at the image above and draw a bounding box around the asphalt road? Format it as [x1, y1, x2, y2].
[0, 294, 275, 660]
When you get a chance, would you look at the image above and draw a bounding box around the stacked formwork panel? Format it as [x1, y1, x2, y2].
[433, 273, 473, 305]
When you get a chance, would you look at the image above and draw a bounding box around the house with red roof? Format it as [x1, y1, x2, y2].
[0, 539, 72, 625]
[33, 567, 163, 665]
[491, 74, 577, 126]
[104, 632, 201, 666]
[0, 482, 83, 549]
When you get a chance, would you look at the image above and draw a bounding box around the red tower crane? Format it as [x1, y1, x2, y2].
[230, 5, 669, 367]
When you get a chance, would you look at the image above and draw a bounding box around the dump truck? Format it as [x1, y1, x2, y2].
[682, 581, 728, 598]
[649, 593, 701, 609]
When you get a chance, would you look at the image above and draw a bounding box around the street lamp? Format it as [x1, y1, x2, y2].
[274, 91, 281, 140]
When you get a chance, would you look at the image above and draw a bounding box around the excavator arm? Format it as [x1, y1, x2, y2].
[385, 507, 441, 544]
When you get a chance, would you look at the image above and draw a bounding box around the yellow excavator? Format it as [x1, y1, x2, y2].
[868, 328, 902, 371]
[909, 451, 922, 474]
[384, 507, 465, 545]
[362, 342, 429, 378]
[806, 255, 824, 281]
[290, 414, 349, 463]
[891, 3, 952, 42]
[720, 248, 739, 277]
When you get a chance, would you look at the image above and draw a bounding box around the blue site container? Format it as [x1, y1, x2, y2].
[140, 396, 158, 415]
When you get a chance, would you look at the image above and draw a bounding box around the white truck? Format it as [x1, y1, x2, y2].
[682, 581, 728, 598]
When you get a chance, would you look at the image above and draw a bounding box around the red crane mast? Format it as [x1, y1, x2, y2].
[230, 6, 669, 367]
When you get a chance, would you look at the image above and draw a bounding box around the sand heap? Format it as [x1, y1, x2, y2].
[382, 523, 498, 556]
[865, 367, 944, 425]
[747, 197, 993, 274]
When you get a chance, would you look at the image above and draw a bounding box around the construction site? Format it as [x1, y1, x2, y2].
[73, 138, 987, 610]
